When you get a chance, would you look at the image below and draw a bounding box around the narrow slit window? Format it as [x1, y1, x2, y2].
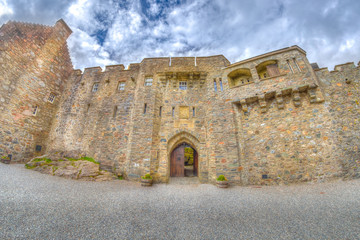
[159, 106, 162, 116]
[287, 60, 294, 73]
[145, 78, 153, 86]
[92, 83, 99, 92]
[32, 105, 38, 116]
[172, 107, 175, 117]
[87, 104, 90, 112]
[179, 81, 187, 90]
[144, 103, 147, 114]
[293, 58, 301, 72]
[48, 93, 56, 103]
[214, 79, 217, 92]
[219, 78, 223, 91]
[113, 106, 118, 118]
[192, 107, 195, 117]
[118, 82, 125, 91]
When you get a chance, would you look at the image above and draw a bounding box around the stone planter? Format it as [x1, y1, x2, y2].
[141, 178, 153, 187]
[216, 180, 229, 188]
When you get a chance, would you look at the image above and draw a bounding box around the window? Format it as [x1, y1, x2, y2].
[256, 60, 280, 79]
[92, 83, 99, 92]
[118, 82, 125, 91]
[159, 106, 162, 117]
[287, 60, 294, 73]
[179, 81, 187, 90]
[172, 107, 175, 117]
[293, 58, 301, 72]
[113, 106, 118, 118]
[228, 68, 253, 87]
[87, 104, 90, 112]
[48, 93, 56, 103]
[144, 103, 147, 114]
[145, 78, 153, 86]
[192, 107, 195, 117]
[32, 105, 38, 116]
[219, 78, 223, 91]
[35, 145, 42, 152]
[214, 79, 217, 91]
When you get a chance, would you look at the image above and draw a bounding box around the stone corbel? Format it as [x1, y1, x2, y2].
[275, 91, 284, 109]
[308, 83, 324, 103]
[258, 95, 267, 113]
[292, 88, 301, 107]
[240, 99, 248, 112]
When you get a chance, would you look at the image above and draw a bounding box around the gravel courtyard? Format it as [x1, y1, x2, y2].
[0, 164, 359, 240]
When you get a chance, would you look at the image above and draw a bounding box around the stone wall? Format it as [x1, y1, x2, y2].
[0, 20, 73, 162]
[1, 18, 359, 185]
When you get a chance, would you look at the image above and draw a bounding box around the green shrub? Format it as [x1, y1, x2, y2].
[1, 155, 10, 159]
[217, 175, 227, 181]
[142, 173, 152, 179]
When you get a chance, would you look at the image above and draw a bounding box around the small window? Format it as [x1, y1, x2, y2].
[159, 106, 162, 116]
[145, 78, 153, 86]
[172, 107, 175, 117]
[35, 145, 42, 152]
[144, 103, 147, 114]
[87, 104, 90, 112]
[179, 81, 187, 90]
[293, 58, 301, 72]
[92, 83, 99, 92]
[32, 106, 38, 116]
[219, 78, 223, 91]
[48, 93, 56, 103]
[113, 106, 118, 118]
[118, 82, 125, 91]
[214, 79, 217, 92]
[287, 60, 294, 73]
[192, 107, 195, 117]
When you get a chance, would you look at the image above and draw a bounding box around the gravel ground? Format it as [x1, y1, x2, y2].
[1, 164, 360, 240]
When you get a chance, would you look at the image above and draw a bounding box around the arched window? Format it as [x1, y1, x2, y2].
[256, 60, 280, 79]
[227, 68, 253, 87]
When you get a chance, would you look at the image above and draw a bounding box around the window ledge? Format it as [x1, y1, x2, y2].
[259, 73, 287, 81]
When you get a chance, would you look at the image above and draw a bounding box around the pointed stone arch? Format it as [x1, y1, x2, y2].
[167, 130, 201, 155]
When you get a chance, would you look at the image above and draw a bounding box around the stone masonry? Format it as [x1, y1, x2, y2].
[1, 19, 359, 185]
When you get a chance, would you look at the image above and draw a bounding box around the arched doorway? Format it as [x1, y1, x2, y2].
[170, 143, 198, 177]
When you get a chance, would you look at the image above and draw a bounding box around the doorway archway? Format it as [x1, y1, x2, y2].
[170, 143, 198, 177]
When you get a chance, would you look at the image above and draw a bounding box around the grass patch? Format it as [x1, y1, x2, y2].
[65, 156, 99, 164]
[33, 157, 52, 163]
[118, 176, 124, 180]
[25, 164, 36, 169]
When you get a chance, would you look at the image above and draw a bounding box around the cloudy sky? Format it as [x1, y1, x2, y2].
[1, 0, 359, 70]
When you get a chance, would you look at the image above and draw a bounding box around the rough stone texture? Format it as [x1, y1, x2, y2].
[1, 19, 359, 185]
[0, 19, 73, 162]
[25, 156, 118, 181]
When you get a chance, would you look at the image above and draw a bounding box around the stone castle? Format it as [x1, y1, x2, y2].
[1, 19, 359, 185]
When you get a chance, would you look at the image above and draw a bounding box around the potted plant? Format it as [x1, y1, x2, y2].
[216, 175, 229, 188]
[1, 155, 11, 164]
[141, 173, 153, 186]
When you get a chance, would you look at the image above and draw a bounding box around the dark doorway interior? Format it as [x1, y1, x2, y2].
[170, 143, 198, 177]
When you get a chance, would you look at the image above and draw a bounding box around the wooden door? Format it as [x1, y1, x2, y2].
[193, 150, 198, 176]
[170, 145, 184, 177]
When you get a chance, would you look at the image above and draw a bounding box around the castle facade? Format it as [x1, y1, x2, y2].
[1, 19, 359, 185]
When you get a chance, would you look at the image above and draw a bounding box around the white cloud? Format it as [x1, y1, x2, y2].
[1, 0, 360, 70]
[0, 0, 13, 17]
